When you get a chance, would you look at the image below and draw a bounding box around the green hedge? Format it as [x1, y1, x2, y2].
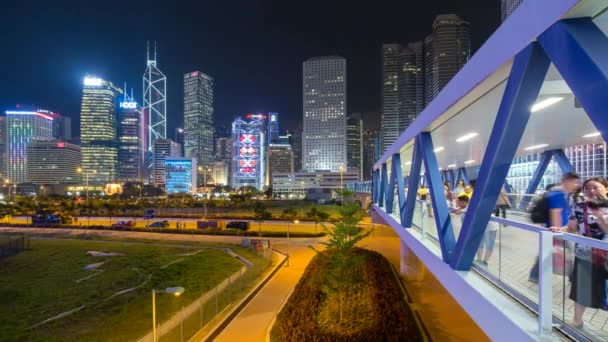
[273, 248, 421, 341]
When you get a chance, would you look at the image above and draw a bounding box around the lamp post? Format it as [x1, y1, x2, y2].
[77, 168, 96, 226]
[286, 219, 298, 267]
[4, 179, 9, 203]
[152, 286, 185, 342]
[338, 164, 345, 208]
[136, 184, 142, 199]
[198, 166, 212, 217]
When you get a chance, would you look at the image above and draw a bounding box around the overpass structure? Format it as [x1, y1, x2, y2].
[349, 1, 608, 341]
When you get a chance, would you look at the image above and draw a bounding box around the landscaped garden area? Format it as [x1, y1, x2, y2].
[271, 205, 421, 341]
[0, 238, 270, 342]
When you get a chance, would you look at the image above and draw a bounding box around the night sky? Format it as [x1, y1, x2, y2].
[1, 0, 500, 137]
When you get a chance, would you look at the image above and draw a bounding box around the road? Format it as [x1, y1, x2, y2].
[8, 216, 326, 234]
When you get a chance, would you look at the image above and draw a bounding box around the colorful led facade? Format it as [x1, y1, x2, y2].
[165, 158, 196, 194]
[80, 76, 122, 183]
[231, 115, 266, 190]
[5, 107, 54, 183]
[153, 139, 181, 188]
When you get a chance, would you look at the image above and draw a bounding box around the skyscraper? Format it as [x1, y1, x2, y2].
[267, 113, 280, 145]
[266, 144, 294, 186]
[231, 116, 266, 190]
[5, 107, 54, 183]
[117, 89, 145, 183]
[80, 76, 122, 183]
[302, 56, 347, 172]
[362, 129, 377, 181]
[153, 139, 181, 188]
[52, 114, 72, 141]
[27, 140, 81, 185]
[501, 0, 523, 21]
[143, 42, 167, 151]
[183, 71, 214, 172]
[381, 44, 402, 152]
[292, 125, 303, 172]
[425, 14, 471, 103]
[381, 43, 425, 151]
[346, 113, 363, 180]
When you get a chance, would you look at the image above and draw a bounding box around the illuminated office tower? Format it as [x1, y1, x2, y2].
[302, 56, 347, 172]
[143, 41, 167, 150]
[165, 157, 196, 194]
[153, 139, 181, 188]
[80, 76, 122, 183]
[267, 113, 280, 144]
[27, 140, 81, 185]
[266, 143, 294, 187]
[117, 88, 145, 182]
[425, 14, 470, 104]
[346, 113, 363, 180]
[183, 71, 214, 172]
[231, 115, 266, 190]
[5, 106, 54, 183]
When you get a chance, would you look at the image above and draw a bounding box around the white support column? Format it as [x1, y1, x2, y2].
[538, 231, 553, 339]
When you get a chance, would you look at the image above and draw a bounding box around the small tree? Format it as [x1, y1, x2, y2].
[311, 203, 370, 322]
[281, 207, 297, 221]
[306, 207, 330, 234]
[252, 201, 272, 236]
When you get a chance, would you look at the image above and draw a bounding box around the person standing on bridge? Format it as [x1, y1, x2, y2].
[529, 172, 580, 283]
[551, 177, 608, 329]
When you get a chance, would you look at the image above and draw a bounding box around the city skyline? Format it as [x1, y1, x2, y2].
[1, 1, 500, 136]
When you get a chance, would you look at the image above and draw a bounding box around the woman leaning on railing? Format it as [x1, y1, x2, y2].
[550, 177, 608, 328]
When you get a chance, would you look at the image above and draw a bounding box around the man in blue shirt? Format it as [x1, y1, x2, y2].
[529, 172, 580, 283]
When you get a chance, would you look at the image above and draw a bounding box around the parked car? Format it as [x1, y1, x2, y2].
[146, 220, 169, 228]
[32, 214, 60, 225]
[111, 220, 135, 228]
[226, 221, 250, 231]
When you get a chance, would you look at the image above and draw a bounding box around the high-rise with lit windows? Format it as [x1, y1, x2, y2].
[117, 89, 145, 183]
[80, 76, 122, 183]
[5, 106, 54, 184]
[184, 71, 214, 173]
[347, 113, 363, 180]
[302, 56, 347, 172]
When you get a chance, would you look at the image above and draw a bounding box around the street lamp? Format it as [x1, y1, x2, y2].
[198, 166, 212, 217]
[77, 168, 97, 226]
[338, 164, 345, 208]
[286, 219, 298, 267]
[152, 286, 185, 342]
[4, 179, 10, 203]
[136, 184, 142, 199]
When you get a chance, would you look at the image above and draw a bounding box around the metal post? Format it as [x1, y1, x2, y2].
[538, 231, 554, 338]
[286, 221, 290, 267]
[152, 289, 157, 342]
[180, 306, 184, 342]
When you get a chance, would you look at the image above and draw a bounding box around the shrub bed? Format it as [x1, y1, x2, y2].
[273, 248, 421, 341]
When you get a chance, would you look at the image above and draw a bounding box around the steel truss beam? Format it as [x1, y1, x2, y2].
[451, 43, 551, 270]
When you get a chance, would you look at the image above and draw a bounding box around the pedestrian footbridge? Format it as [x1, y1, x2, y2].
[349, 1, 608, 340]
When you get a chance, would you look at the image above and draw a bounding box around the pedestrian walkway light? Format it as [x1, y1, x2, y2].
[152, 286, 185, 342]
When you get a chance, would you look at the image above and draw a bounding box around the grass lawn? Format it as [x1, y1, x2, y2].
[0, 238, 268, 342]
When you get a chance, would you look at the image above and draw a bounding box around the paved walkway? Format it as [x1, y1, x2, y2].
[213, 242, 317, 342]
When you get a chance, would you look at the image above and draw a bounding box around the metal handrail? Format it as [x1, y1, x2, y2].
[409, 197, 608, 252]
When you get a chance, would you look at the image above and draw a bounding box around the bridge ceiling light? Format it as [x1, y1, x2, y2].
[583, 132, 601, 138]
[530, 97, 563, 113]
[448, 164, 456, 168]
[464, 160, 475, 164]
[434, 146, 444, 153]
[456, 132, 478, 143]
[524, 143, 549, 151]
